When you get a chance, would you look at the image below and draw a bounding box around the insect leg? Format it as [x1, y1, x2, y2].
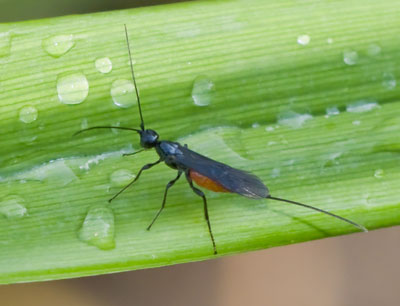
[108, 159, 162, 203]
[147, 170, 183, 231]
[185, 171, 217, 255]
[123, 149, 144, 157]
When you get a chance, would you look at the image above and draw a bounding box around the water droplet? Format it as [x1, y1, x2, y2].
[270, 168, 280, 178]
[346, 100, 380, 113]
[19, 106, 38, 123]
[79, 205, 115, 250]
[382, 72, 396, 90]
[191, 76, 215, 106]
[111, 122, 121, 134]
[0, 31, 11, 57]
[297, 34, 310, 46]
[323, 152, 342, 168]
[57, 72, 89, 105]
[81, 118, 88, 129]
[343, 50, 358, 65]
[327, 38, 334, 44]
[367, 44, 381, 57]
[0, 195, 27, 219]
[325, 106, 340, 117]
[277, 111, 313, 129]
[110, 169, 135, 187]
[111, 79, 137, 108]
[265, 126, 275, 132]
[252, 122, 260, 128]
[42, 34, 75, 58]
[352, 120, 361, 125]
[374, 169, 384, 179]
[95, 57, 112, 74]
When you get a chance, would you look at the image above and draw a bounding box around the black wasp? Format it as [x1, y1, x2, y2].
[75, 25, 367, 255]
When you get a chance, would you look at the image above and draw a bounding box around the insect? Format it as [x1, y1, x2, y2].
[75, 25, 367, 255]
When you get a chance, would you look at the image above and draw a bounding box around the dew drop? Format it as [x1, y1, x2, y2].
[57, 72, 89, 105]
[327, 38, 334, 44]
[111, 79, 137, 108]
[374, 169, 384, 179]
[79, 205, 115, 250]
[297, 34, 310, 46]
[352, 120, 361, 125]
[81, 118, 88, 129]
[252, 122, 260, 128]
[265, 126, 275, 132]
[110, 169, 135, 187]
[191, 75, 215, 106]
[19, 106, 38, 123]
[325, 106, 340, 117]
[382, 72, 396, 90]
[367, 44, 381, 57]
[346, 100, 380, 113]
[95, 57, 112, 74]
[270, 168, 280, 178]
[343, 50, 358, 65]
[0, 195, 27, 219]
[42, 34, 75, 58]
[0, 31, 11, 57]
[277, 111, 313, 129]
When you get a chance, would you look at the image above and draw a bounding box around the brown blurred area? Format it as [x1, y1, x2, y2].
[2, 226, 400, 306]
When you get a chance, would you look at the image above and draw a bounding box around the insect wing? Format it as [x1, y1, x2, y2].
[176, 145, 269, 199]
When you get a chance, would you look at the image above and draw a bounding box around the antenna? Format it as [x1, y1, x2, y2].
[124, 24, 145, 131]
[267, 196, 368, 232]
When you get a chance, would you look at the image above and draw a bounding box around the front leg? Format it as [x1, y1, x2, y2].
[108, 159, 162, 203]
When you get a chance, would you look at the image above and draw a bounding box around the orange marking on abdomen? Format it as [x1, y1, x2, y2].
[189, 170, 230, 193]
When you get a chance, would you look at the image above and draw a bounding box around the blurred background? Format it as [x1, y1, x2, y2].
[2, 1, 400, 305]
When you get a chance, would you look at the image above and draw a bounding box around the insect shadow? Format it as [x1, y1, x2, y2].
[74, 25, 367, 255]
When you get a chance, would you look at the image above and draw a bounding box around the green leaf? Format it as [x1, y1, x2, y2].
[1, 0, 400, 284]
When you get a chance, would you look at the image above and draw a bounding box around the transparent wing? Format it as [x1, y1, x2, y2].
[175, 145, 269, 199]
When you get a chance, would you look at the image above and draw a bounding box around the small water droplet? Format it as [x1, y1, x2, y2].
[79, 205, 115, 250]
[81, 118, 88, 129]
[367, 44, 381, 57]
[111, 79, 137, 108]
[191, 75, 215, 106]
[374, 169, 384, 179]
[42, 34, 75, 58]
[325, 106, 340, 117]
[270, 168, 280, 178]
[352, 120, 361, 125]
[0, 31, 11, 57]
[323, 152, 342, 168]
[110, 169, 135, 187]
[327, 38, 334, 44]
[297, 34, 310, 46]
[265, 126, 275, 132]
[19, 106, 38, 123]
[252, 122, 260, 128]
[0, 195, 27, 219]
[346, 100, 380, 113]
[57, 72, 89, 105]
[382, 72, 396, 90]
[95, 57, 112, 74]
[343, 50, 358, 65]
[111, 122, 121, 134]
[278, 111, 313, 129]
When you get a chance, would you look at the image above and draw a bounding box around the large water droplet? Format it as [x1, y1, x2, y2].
[110, 169, 135, 187]
[191, 76, 215, 106]
[0, 31, 11, 57]
[95, 57, 112, 74]
[277, 111, 313, 129]
[0, 195, 27, 219]
[297, 34, 310, 46]
[343, 50, 358, 65]
[57, 72, 89, 105]
[346, 100, 380, 113]
[19, 106, 38, 123]
[382, 72, 396, 90]
[42, 34, 75, 58]
[111, 79, 137, 108]
[79, 205, 115, 250]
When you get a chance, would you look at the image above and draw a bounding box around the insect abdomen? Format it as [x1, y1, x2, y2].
[189, 170, 230, 193]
